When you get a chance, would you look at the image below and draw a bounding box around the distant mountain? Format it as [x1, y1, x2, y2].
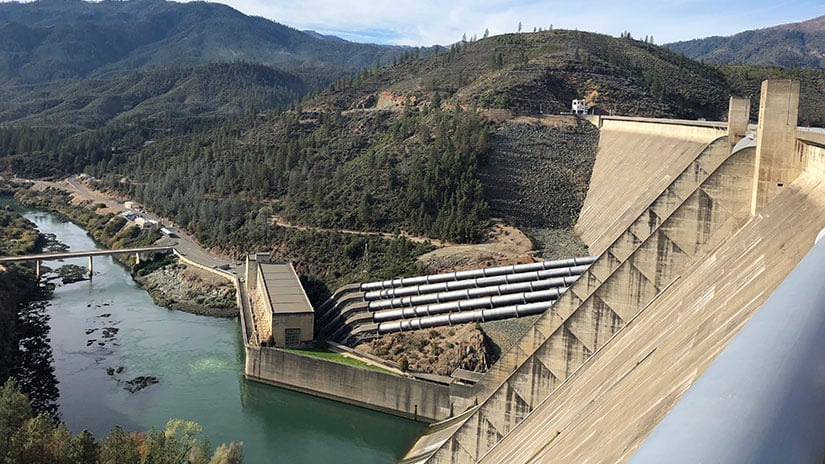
[666, 15, 825, 69]
[0, 0, 405, 86]
[0, 61, 311, 129]
[302, 31, 347, 42]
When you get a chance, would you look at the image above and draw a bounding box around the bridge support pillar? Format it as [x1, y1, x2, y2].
[35, 260, 40, 279]
[88, 256, 93, 279]
[135, 253, 140, 265]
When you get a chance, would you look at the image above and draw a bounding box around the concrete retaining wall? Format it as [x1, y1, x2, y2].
[799, 138, 825, 175]
[254, 268, 274, 339]
[244, 344, 461, 422]
[577, 118, 727, 255]
[235, 252, 468, 422]
[173, 251, 234, 284]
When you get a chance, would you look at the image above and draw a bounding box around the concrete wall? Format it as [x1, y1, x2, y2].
[798, 138, 825, 175]
[408, 114, 755, 463]
[255, 268, 274, 338]
[728, 96, 751, 144]
[238, 258, 471, 423]
[576, 118, 727, 255]
[480, 144, 825, 464]
[270, 313, 314, 346]
[244, 344, 462, 422]
[597, 116, 727, 142]
[752, 80, 801, 213]
[410, 130, 755, 463]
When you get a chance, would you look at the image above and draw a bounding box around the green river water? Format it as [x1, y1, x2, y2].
[11, 202, 424, 463]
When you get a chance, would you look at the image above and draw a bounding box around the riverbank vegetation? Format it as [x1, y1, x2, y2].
[12, 187, 241, 315]
[0, 207, 58, 416]
[0, 205, 244, 463]
[14, 188, 163, 250]
[11, 181, 433, 305]
[0, 379, 243, 464]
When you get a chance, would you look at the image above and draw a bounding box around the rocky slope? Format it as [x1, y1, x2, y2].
[480, 115, 599, 229]
[135, 262, 237, 317]
[356, 324, 492, 376]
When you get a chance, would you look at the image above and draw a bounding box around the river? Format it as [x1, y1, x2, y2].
[10, 202, 424, 463]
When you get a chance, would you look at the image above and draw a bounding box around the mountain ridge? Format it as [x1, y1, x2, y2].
[0, 0, 407, 86]
[666, 14, 825, 69]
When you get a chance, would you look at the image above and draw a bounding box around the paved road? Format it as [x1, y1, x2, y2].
[40, 177, 243, 275]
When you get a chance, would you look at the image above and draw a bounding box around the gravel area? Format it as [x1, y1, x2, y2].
[479, 315, 543, 361]
[480, 116, 599, 229]
[525, 227, 590, 259]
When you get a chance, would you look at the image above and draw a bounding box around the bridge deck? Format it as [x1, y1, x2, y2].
[0, 246, 173, 262]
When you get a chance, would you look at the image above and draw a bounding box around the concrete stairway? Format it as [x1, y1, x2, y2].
[404, 132, 751, 463]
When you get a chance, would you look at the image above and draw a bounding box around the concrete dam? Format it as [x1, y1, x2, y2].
[394, 79, 825, 463]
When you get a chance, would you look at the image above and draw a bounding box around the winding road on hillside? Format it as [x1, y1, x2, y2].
[24, 176, 536, 277]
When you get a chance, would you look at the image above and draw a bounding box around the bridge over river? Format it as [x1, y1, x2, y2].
[0, 245, 173, 277]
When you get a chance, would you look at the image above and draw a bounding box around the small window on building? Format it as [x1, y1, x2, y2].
[285, 328, 301, 347]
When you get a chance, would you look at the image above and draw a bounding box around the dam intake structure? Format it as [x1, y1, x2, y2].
[317, 257, 596, 344]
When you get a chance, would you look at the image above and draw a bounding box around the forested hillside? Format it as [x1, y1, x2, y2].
[126, 108, 492, 244]
[0, 0, 407, 86]
[667, 15, 825, 69]
[0, 210, 40, 387]
[720, 64, 825, 127]
[310, 30, 732, 120]
[0, 0, 415, 130]
[78, 29, 744, 257]
[0, 62, 313, 130]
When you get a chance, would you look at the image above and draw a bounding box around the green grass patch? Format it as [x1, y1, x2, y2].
[284, 347, 397, 375]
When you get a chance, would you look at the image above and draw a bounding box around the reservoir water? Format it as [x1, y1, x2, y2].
[13, 203, 424, 463]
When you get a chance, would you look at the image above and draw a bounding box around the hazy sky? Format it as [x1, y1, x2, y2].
[192, 0, 824, 46]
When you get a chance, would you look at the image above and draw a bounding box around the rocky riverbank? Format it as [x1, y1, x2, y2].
[136, 261, 237, 318]
[11, 186, 238, 319]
